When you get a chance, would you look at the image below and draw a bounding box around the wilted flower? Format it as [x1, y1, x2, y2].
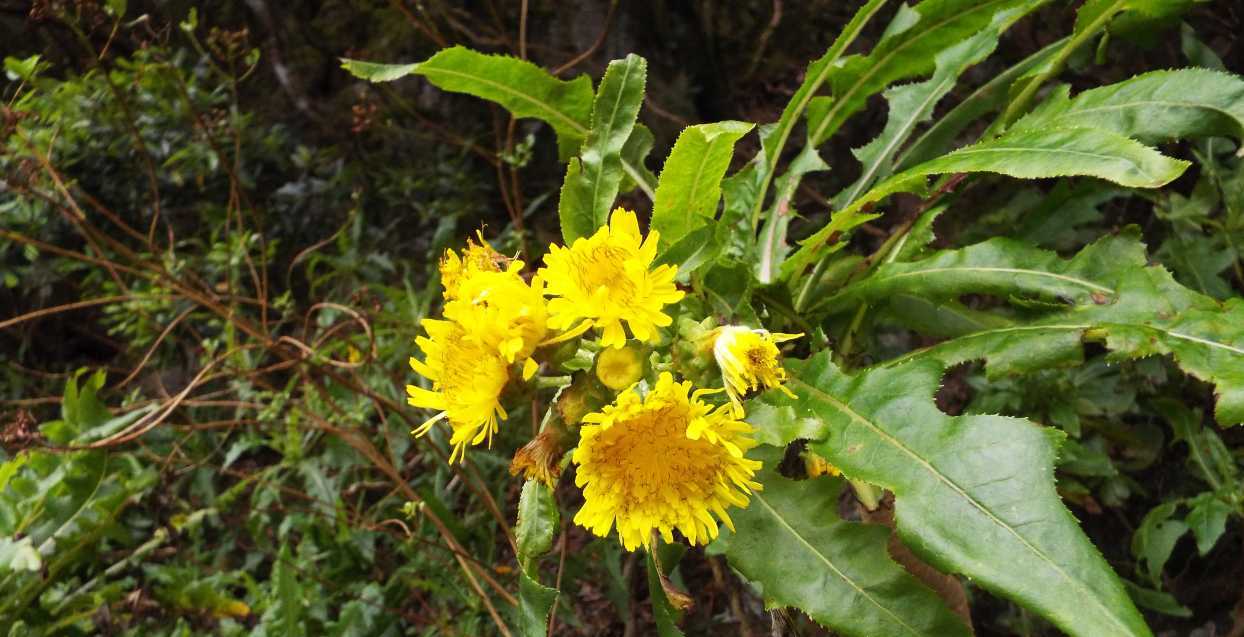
[710, 326, 801, 415]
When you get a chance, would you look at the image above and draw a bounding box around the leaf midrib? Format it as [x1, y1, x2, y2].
[863, 265, 1116, 295]
[1045, 99, 1244, 129]
[790, 377, 1136, 636]
[586, 59, 643, 225]
[947, 145, 1165, 183]
[751, 493, 926, 637]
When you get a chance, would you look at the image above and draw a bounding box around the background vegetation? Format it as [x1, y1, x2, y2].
[2, 1, 1243, 635]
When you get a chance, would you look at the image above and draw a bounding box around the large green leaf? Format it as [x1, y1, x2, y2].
[867, 231, 1244, 424]
[820, 235, 1126, 311]
[767, 353, 1151, 637]
[345, 47, 593, 159]
[722, 448, 971, 637]
[785, 127, 1189, 279]
[651, 121, 753, 249]
[833, 3, 1038, 208]
[1013, 69, 1244, 151]
[559, 55, 648, 243]
[343, 48, 658, 195]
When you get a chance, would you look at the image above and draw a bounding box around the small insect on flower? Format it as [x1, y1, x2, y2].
[437, 237, 549, 367]
[540, 208, 684, 349]
[572, 372, 763, 552]
[711, 326, 802, 416]
[407, 316, 511, 464]
[439, 233, 507, 302]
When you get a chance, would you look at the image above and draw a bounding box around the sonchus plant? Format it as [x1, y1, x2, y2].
[346, 0, 1244, 634]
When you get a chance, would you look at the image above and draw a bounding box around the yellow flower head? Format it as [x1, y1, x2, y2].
[407, 317, 511, 463]
[711, 326, 802, 415]
[440, 234, 506, 301]
[572, 372, 762, 551]
[541, 208, 684, 349]
[444, 264, 548, 364]
[594, 344, 645, 391]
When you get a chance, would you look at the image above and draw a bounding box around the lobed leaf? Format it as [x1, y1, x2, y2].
[722, 448, 971, 637]
[833, 2, 1038, 208]
[867, 231, 1244, 424]
[1013, 69, 1244, 152]
[807, 0, 1046, 147]
[764, 353, 1152, 637]
[786, 127, 1189, 279]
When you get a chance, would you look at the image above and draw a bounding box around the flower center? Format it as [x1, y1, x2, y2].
[573, 245, 637, 304]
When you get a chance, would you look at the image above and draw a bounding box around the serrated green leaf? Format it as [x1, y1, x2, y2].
[722, 448, 971, 637]
[870, 231, 1244, 424]
[1184, 492, 1233, 556]
[410, 46, 595, 160]
[339, 58, 419, 82]
[652, 121, 753, 250]
[916, 127, 1189, 188]
[787, 127, 1189, 279]
[772, 353, 1151, 637]
[820, 234, 1124, 312]
[514, 481, 560, 637]
[834, 3, 1036, 208]
[896, 38, 1065, 170]
[517, 572, 559, 637]
[515, 480, 559, 571]
[263, 543, 306, 637]
[742, 0, 889, 231]
[559, 55, 647, 243]
[809, 0, 1046, 147]
[1014, 69, 1244, 152]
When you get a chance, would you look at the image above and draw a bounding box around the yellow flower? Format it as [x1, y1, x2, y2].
[594, 344, 645, 390]
[572, 372, 762, 551]
[445, 264, 548, 364]
[407, 317, 511, 463]
[440, 234, 505, 301]
[711, 326, 802, 415]
[541, 208, 684, 349]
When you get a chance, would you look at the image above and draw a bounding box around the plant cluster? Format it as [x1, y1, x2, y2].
[344, 1, 1244, 634]
[2, 0, 1244, 635]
